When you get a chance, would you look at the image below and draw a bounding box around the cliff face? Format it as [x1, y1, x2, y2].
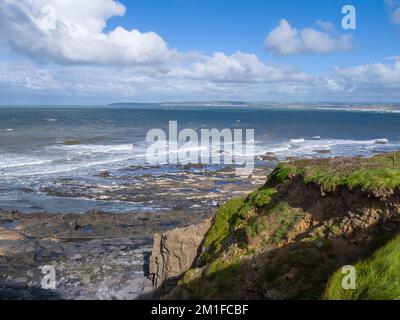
[149, 219, 212, 294]
[150, 152, 400, 300]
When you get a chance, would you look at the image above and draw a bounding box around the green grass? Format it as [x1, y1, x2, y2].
[267, 163, 290, 185]
[178, 153, 400, 299]
[205, 247, 243, 278]
[200, 198, 245, 264]
[347, 168, 400, 191]
[275, 152, 400, 192]
[324, 235, 400, 300]
[246, 188, 276, 208]
[200, 150, 400, 267]
[200, 188, 277, 264]
[181, 245, 247, 299]
[271, 202, 303, 244]
[245, 216, 268, 238]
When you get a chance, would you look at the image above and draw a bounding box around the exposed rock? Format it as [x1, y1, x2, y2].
[313, 150, 331, 154]
[0, 162, 271, 300]
[0, 230, 23, 241]
[39, 163, 270, 214]
[96, 275, 153, 300]
[162, 158, 400, 300]
[0, 210, 215, 300]
[149, 218, 212, 292]
[97, 171, 111, 178]
[260, 152, 278, 162]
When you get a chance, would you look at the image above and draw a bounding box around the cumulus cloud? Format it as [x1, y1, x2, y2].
[0, 59, 323, 103]
[336, 61, 400, 87]
[0, 0, 308, 86]
[169, 51, 308, 82]
[3, 58, 400, 103]
[1, 0, 398, 102]
[265, 19, 352, 56]
[385, 0, 400, 24]
[0, 0, 177, 65]
[320, 60, 400, 100]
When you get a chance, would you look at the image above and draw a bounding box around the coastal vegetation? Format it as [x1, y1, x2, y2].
[325, 235, 400, 300]
[167, 152, 400, 300]
[272, 152, 400, 192]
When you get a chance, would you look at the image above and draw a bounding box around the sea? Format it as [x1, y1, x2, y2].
[1, 104, 400, 213]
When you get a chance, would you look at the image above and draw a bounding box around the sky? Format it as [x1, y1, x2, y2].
[1, 0, 400, 104]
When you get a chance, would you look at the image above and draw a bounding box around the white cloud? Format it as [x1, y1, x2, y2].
[0, 1, 398, 102]
[169, 51, 308, 82]
[336, 61, 400, 86]
[322, 60, 400, 100]
[385, 0, 400, 24]
[0, 59, 319, 103]
[265, 19, 352, 56]
[0, 1, 309, 86]
[316, 19, 336, 33]
[3, 58, 400, 103]
[0, 0, 177, 65]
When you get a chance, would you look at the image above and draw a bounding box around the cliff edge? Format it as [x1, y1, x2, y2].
[150, 152, 400, 300]
[149, 219, 212, 296]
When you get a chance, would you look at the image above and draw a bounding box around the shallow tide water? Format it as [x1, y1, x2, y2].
[1, 105, 400, 213]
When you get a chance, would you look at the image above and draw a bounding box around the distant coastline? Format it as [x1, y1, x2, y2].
[2, 102, 400, 114]
[108, 101, 400, 113]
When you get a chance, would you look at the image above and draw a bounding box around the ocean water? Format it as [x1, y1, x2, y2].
[1, 105, 400, 213]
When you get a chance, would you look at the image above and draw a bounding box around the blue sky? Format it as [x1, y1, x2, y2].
[114, 1, 391, 59]
[1, 0, 400, 104]
[112, 0, 399, 72]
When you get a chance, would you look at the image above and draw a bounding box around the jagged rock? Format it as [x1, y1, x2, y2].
[96, 275, 153, 300]
[261, 152, 278, 162]
[149, 218, 212, 290]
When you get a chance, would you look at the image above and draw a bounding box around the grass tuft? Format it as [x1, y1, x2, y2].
[271, 202, 303, 244]
[324, 235, 400, 300]
[279, 152, 400, 192]
[200, 198, 245, 264]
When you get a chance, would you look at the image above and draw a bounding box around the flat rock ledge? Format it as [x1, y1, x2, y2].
[149, 218, 212, 294]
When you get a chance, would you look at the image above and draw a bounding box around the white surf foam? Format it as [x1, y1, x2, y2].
[258, 137, 399, 160]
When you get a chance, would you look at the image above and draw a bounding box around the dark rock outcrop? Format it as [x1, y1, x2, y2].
[149, 218, 212, 293]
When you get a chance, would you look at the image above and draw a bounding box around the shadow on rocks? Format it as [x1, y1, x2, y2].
[0, 283, 63, 300]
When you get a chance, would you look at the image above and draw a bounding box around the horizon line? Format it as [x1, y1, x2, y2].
[1, 101, 400, 107]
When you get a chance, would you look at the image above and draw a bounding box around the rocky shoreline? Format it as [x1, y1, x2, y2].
[0, 165, 270, 300]
[8, 152, 399, 300]
[3, 150, 399, 301]
[29, 163, 270, 214]
[0, 208, 218, 299]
